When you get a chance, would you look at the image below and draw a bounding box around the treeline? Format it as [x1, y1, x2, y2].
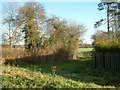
[2, 2, 85, 63]
[93, 2, 120, 52]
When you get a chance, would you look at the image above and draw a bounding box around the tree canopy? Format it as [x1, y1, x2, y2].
[2, 2, 86, 60]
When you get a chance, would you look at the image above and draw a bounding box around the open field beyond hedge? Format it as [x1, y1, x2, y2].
[1, 48, 120, 88]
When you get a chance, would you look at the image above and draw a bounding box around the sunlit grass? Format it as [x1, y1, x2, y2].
[2, 48, 120, 88]
[79, 48, 93, 52]
[2, 65, 116, 88]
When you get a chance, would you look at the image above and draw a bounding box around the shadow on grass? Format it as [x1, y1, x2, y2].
[3, 52, 120, 87]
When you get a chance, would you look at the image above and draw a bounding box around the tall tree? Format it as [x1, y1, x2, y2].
[94, 1, 120, 38]
[18, 2, 46, 51]
[2, 2, 22, 47]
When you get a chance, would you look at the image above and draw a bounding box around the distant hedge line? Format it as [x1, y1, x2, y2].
[94, 38, 120, 52]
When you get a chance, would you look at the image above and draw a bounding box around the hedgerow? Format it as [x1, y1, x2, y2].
[94, 38, 120, 52]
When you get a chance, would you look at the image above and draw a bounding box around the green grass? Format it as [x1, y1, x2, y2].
[79, 48, 93, 52]
[1, 48, 120, 88]
[79, 48, 93, 58]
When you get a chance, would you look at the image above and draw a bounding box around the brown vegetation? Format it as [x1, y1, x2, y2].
[2, 46, 78, 65]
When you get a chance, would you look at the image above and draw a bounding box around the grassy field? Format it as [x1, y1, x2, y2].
[1, 48, 120, 88]
[79, 48, 93, 52]
[79, 48, 93, 58]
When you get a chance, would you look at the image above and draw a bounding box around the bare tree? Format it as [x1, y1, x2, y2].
[2, 2, 23, 47]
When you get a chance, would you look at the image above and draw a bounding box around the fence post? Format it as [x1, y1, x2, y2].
[93, 52, 120, 70]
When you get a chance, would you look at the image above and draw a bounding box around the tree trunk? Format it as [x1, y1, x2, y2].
[9, 36, 13, 48]
[107, 3, 110, 38]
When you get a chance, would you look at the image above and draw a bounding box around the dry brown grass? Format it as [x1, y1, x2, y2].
[2, 46, 56, 64]
[0, 57, 5, 65]
[2, 47, 25, 59]
[2, 45, 73, 65]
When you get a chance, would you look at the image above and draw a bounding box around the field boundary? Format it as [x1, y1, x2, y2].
[93, 52, 120, 70]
